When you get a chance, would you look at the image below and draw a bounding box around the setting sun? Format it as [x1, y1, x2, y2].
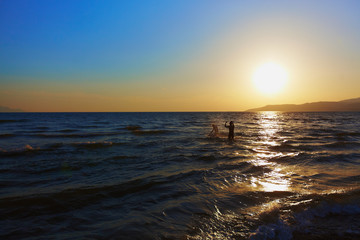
[253, 62, 288, 94]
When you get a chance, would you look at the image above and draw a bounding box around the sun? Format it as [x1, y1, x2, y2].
[253, 62, 288, 94]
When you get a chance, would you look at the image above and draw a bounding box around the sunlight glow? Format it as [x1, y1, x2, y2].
[253, 62, 288, 94]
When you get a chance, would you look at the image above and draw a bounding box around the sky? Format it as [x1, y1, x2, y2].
[1, 0, 360, 112]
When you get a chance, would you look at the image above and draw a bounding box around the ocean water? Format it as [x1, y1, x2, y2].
[0, 112, 359, 240]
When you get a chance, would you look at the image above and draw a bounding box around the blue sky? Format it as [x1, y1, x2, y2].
[1, 0, 245, 81]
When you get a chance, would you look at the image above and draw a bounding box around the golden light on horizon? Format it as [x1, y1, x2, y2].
[252, 62, 288, 94]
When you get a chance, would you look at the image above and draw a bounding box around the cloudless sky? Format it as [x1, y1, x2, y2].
[1, 0, 360, 111]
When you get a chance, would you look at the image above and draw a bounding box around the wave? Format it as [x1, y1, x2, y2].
[0, 140, 127, 155]
[35, 126, 49, 130]
[312, 152, 360, 164]
[105, 155, 138, 161]
[125, 125, 142, 131]
[91, 121, 110, 125]
[71, 141, 125, 149]
[196, 155, 217, 161]
[327, 175, 360, 187]
[212, 161, 272, 175]
[0, 133, 15, 138]
[33, 128, 167, 138]
[0, 144, 40, 157]
[251, 203, 360, 240]
[58, 129, 77, 133]
[35, 132, 121, 138]
[136, 141, 163, 148]
[268, 142, 298, 152]
[336, 131, 360, 137]
[278, 130, 294, 137]
[322, 141, 360, 149]
[132, 129, 169, 135]
[79, 125, 102, 128]
[213, 161, 252, 171]
[243, 165, 273, 174]
[297, 136, 319, 141]
[187, 188, 360, 240]
[244, 122, 259, 126]
[338, 174, 360, 182]
[249, 189, 360, 240]
[0, 119, 29, 123]
[267, 153, 302, 164]
[124, 125, 169, 136]
[0, 169, 205, 216]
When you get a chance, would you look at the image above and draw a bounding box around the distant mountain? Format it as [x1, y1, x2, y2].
[0, 106, 24, 112]
[246, 97, 360, 112]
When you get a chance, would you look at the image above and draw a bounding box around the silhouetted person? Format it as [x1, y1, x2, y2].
[225, 121, 235, 141]
[209, 124, 219, 138]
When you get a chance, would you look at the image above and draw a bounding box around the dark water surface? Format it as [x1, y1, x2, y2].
[1, 112, 360, 239]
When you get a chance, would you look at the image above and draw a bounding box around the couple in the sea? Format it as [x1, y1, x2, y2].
[209, 121, 235, 141]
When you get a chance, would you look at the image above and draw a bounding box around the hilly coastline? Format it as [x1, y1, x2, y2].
[247, 97, 360, 112]
[0, 106, 24, 112]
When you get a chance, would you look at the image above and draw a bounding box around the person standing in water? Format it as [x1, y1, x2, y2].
[225, 121, 235, 141]
[209, 124, 219, 138]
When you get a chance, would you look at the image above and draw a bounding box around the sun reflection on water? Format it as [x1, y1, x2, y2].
[254, 170, 290, 192]
[229, 112, 308, 194]
[249, 112, 291, 192]
[258, 111, 281, 135]
[253, 112, 285, 151]
[253, 111, 284, 158]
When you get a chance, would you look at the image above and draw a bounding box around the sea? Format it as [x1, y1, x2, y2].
[0, 112, 359, 240]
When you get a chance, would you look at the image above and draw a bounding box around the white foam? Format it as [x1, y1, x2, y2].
[249, 220, 292, 240]
[250, 202, 360, 240]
